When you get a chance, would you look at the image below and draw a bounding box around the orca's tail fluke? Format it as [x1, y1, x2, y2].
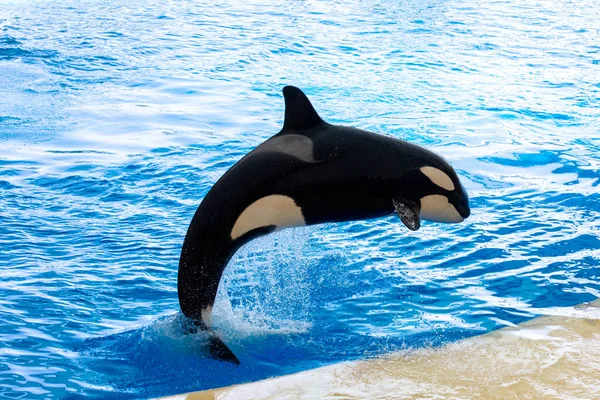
[180, 313, 240, 365]
[208, 335, 240, 364]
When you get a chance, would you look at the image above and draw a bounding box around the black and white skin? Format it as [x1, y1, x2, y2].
[178, 86, 471, 363]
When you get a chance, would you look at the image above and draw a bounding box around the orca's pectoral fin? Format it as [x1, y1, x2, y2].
[208, 335, 240, 365]
[392, 197, 421, 231]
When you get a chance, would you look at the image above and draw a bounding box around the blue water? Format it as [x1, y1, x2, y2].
[1, 0, 599, 398]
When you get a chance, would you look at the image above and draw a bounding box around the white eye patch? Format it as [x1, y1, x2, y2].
[230, 195, 305, 240]
[420, 166, 455, 191]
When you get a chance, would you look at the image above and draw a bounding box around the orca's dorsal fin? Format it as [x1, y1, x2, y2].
[281, 86, 324, 133]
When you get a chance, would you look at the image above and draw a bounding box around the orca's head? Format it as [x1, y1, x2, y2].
[391, 156, 470, 231]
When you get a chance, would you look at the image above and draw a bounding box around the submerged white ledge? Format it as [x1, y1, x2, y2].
[160, 300, 600, 400]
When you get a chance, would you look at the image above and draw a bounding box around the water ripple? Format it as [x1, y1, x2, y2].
[1, 0, 600, 398]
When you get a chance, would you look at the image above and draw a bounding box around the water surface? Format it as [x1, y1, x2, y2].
[0, 0, 599, 398]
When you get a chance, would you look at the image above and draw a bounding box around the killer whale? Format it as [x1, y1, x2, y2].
[178, 86, 471, 363]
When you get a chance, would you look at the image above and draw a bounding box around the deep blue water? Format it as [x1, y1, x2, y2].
[1, 0, 599, 398]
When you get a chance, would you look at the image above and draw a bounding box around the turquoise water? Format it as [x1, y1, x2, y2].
[1, 0, 599, 398]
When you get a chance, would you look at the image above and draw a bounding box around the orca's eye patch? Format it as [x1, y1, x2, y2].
[420, 166, 455, 191]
